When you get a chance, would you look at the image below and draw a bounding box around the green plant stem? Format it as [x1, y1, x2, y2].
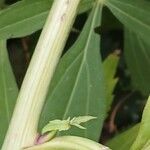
[2, 0, 80, 149]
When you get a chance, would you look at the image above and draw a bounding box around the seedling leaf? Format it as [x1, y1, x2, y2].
[42, 116, 96, 135]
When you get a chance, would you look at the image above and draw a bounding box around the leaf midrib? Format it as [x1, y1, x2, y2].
[47, 6, 99, 120]
[62, 3, 100, 120]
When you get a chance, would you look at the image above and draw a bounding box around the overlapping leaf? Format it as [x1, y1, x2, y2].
[0, 0, 94, 40]
[39, 2, 106, 141]
[104, 0, 150, 95]
[105, 0, 150, 44]
[131, 96, 150, 150]
[0, 40, 18, 147]
[124, 29, 150, 95]
[103, 54, 119, 110]
[107, 124, 140, 150]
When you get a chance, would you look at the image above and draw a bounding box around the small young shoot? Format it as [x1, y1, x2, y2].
[42, 116, 96, 134]
[38, 116, 96, 143]
[32, 116, 111, 150]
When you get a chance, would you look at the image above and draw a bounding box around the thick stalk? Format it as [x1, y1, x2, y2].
[2, 0, 80, 149]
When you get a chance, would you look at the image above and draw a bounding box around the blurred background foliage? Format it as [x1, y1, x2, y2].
[1, 0, 148, 143]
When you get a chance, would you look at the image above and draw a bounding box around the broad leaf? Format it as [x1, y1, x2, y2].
[131, 96, 150, 150]
[103, 54, 119, 110]
[39, 2, 106, 141]
[0, 40, 18, 147]
[0, 0, 94, 40]
[124, 29, 150, 95]
[107, 124, 139, 150]
[0, 0, 53, 39]
[105, 0, 150, 44]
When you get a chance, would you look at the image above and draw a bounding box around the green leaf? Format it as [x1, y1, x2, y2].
[70, 116, 96, 130]
[107, 124, 140, 150]
[70, 116, 96, 126]
[39, 2, 106, 141]
[0, 0, 94, 40]
[124, 29, 150, 95]
[131, 96, 150, 150]
[42, 119, 70, 134]
[42, 116, 96, 134]
[0, 40, 18, 147]
[111, 0, 150, 95]
[104, 0, 150, 44]
[0, 0, 53, 39]
[103, 54, 119, 110]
